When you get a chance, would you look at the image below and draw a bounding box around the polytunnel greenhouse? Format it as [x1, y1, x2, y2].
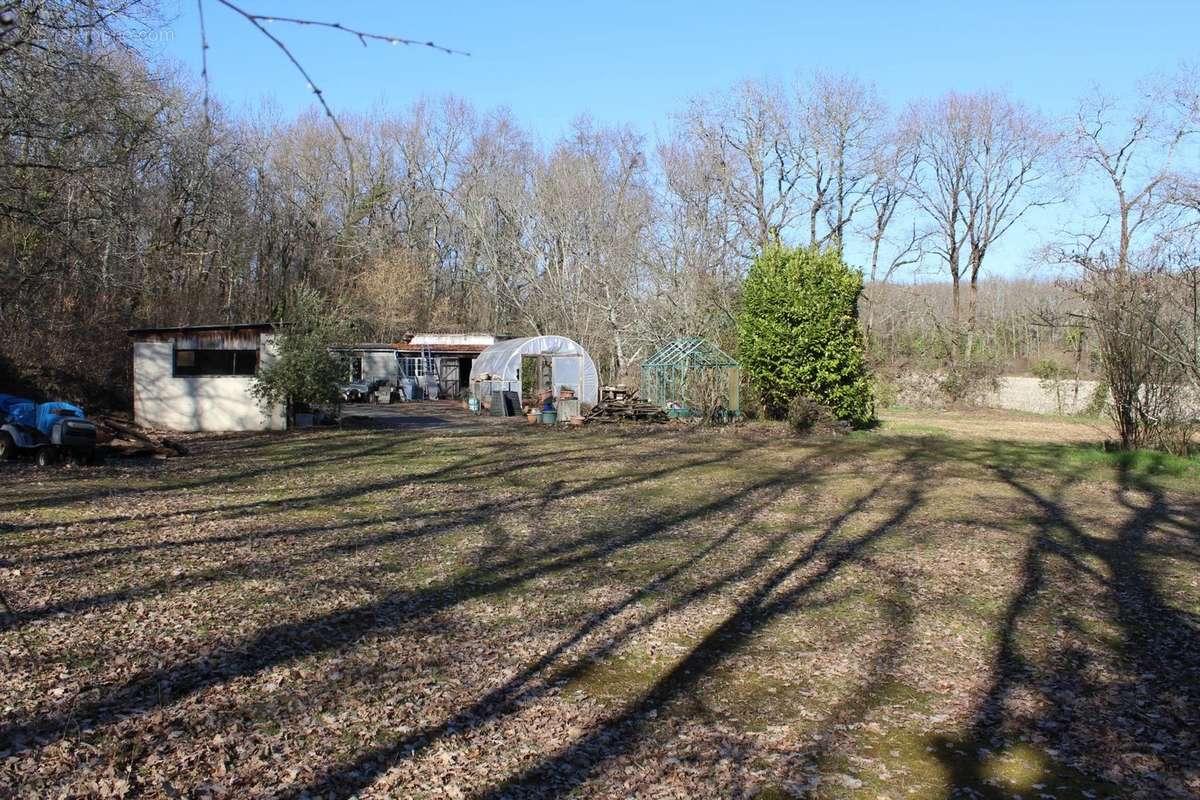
[469, 335, 599, 406]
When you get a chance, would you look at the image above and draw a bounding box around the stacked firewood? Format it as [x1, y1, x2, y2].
[583, 397, 669, 423]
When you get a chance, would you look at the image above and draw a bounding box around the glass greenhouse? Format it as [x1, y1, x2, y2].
[640, 337, 741, 417]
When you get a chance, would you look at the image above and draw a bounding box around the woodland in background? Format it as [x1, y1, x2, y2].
[1, 3, 1198, 437]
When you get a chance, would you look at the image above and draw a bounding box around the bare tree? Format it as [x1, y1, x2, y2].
[676, 80, 799, 253]
[647, 134, 741, 337]
[1055, 68, 1200, 450]
[908, 91, 1058, 355]
[793, 71, 887, 253]
[858, 125, 928, 341]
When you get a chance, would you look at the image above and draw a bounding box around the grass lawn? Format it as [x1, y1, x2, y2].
[2, 405, 1198, 799]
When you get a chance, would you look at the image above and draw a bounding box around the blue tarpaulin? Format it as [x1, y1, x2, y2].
[36, 402, 84, 438]
[0, 394, 36, 429]
[0, 394, 29, 413]
[0, 395, 85, 437]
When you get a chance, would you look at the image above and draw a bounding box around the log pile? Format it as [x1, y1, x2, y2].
[583, 397, 669, 423]
[95, 415, 190, 458]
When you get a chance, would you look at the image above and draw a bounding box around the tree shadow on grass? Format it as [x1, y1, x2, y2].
[0, 436, 851, 756]
[0, 424, 611, 534]
[462, 463, 928, 800]
[13, 426, 1197, 797]
[930, 450, 1200, 799]
[278, 455, 921, 798]
[0, 432, 750, 633]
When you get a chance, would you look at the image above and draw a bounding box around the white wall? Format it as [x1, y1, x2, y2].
[363, 351, 399, 383]
[133, 336, 287, 432]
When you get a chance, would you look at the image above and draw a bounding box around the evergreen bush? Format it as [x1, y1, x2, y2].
[737, 246, 875, 427]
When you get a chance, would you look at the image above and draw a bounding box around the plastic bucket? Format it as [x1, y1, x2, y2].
[541, 410, 557, 425]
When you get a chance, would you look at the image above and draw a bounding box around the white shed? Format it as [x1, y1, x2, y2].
[128, 322, 287, 432]
[469, 335, 599, 405]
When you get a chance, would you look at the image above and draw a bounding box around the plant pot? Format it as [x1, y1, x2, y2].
[570, 416, 585, 427]
[526, 413, 539, 424]
[541, 410, 557, 425]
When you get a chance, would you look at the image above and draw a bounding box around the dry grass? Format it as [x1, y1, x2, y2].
[1, 405, 1198, 799]
[880, 407, 1114, 444]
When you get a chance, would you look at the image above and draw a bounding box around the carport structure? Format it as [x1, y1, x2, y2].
[469, 335, 599, 406]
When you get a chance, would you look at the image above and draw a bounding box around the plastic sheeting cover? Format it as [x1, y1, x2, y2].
[36, 402, 85, 438]
[468, 335, 599, 405]
[0, 394, 30, 414]
[0, 394, 36, 428]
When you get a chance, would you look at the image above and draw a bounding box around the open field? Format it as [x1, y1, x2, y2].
[2, 405, 1199, 799]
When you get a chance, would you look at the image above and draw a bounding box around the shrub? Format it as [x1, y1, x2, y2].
[786, 395, 832, 433]
[872, 374, 900, 409]
[1031, 358, 1072, 415]
[938, 359, 1000, 406]
[1075, 260, 1196, 453]
[253, 286, 355, 421]
[739, 382, 764, 421]
[737, 246, 875, 427]
[683, 366, 733, 425]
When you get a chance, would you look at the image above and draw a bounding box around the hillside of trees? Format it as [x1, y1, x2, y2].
[1, 4, 1197, 429]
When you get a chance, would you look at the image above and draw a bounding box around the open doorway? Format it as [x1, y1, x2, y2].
[457, 357, 474, 398]
[520, 355, 553, 405]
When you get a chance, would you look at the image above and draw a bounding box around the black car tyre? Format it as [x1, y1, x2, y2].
[0, 432, 14, 461]
[35, 446, 58, 467]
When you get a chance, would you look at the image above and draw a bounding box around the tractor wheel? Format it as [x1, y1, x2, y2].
[35, 446, 58, 467]
[0, 432, 14, 461]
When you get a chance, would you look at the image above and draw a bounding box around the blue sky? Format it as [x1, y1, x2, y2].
[153, 1, 1200, 276]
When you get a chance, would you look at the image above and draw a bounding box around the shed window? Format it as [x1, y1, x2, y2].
[402, 357, 428, 378]
[174, 349, 258, 376]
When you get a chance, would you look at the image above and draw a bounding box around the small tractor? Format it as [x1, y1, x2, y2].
[0, 394, 98, 466]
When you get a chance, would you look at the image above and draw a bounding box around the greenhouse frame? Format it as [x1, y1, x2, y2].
[641, 337, 741, 417]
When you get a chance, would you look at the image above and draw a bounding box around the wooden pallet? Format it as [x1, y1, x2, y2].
[583, 398, 669, 423]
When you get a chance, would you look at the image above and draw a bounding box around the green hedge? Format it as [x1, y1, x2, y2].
[737, 246, 874, 427]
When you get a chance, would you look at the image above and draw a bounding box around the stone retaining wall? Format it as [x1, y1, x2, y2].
[984, 376, 1101, 416]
